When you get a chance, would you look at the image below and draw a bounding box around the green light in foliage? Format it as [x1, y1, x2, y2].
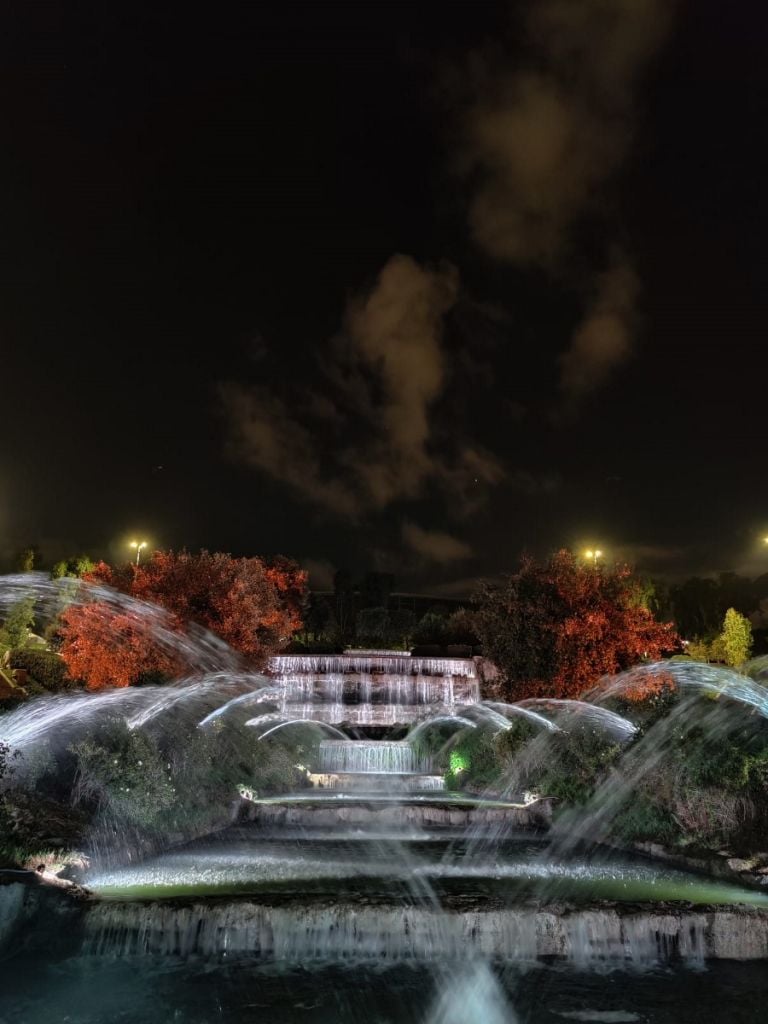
[449, 751, 469, 775]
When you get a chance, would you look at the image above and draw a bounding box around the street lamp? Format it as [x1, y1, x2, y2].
[584, 549, 603, 566]
[129, 540, 148, 565]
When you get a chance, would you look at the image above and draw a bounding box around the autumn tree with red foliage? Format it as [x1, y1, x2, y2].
[474, 550, 679, 701]
[59, 550, 307, 690]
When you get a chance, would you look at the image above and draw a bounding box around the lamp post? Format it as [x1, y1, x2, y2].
[129, 540, 148, 566]
[584, 548, 603, 566]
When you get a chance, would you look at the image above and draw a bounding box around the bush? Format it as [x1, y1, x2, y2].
[524, 730, 622, 807]
[0, 598, 36, 649]
[613, 797, 680, 845]
[444, 719, 538, 791]
[445, 729, 499, 789]
[355, 607, 390, 646]
[9, 649, 73, 691]
[608, 712, 768, 850]
[70, 724, 176, 831]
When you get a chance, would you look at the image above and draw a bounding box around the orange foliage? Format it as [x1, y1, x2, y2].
[59, 551, 307, 690]
[614, 668, 677, 704]
[475, 550, 679, 701]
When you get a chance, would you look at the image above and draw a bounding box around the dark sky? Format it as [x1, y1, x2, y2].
[1, 1, 767, 592]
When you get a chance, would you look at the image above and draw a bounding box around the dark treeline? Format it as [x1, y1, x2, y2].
[298, 567, 768, 656]
[296, 570, 473, 653]
[651, 572, 768, 648]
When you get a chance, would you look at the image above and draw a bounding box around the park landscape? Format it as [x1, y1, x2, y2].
[3, 0, 768, 1019]
[3, 549, 768, 1021]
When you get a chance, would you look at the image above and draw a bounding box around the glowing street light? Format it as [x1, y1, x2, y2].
[129, 540, 148, 565]
[584, 549, 603, 566]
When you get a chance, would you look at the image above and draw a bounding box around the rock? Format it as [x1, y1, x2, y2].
[727, 858, 756, 873]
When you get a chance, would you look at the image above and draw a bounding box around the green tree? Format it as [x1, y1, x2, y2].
[686, 638, 714, 662]
[444, 607, 480, 647]
[51, 554, 95, 580]
[387, 608, 417, 648]
[303, 593, 338, 642]
[721, 607, 753, 668]
[13, 546, 40, 572]
[0, 598, 36, 649]
[356, 607, 390, 644]
[413, 609, 449, 646]
[333, 569, 355, 641]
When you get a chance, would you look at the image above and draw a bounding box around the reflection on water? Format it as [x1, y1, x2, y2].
[0, 956, 767, 1024]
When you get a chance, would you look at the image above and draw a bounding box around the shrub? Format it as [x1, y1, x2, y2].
[9, 649, 73, 691]
[444, 719, 537, 791]
[533, 731, 622, 806]
[70, 724, 176, 831]
[613, 797, 680, 845]
[0, 598, 36, 650]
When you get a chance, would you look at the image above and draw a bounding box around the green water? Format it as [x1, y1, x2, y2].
[86, 833, 768, 908]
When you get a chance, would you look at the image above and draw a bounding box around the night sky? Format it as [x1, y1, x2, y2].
[2, 1, 767, 593]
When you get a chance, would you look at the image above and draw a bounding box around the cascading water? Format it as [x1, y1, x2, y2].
[269, 654, 477, 677]
[0, 884, 26, 950]
[5, 565, 768, 1023]
[70, 899, 768, 965]
[269, 653, 480, 727]
[319, 740, 427, 774]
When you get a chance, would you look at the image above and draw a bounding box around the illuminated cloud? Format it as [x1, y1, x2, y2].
[459, 0, 675, 400]
[462, 0, 674, 267]
[222, 255, 503, 519]
[559, 260, 639, 400]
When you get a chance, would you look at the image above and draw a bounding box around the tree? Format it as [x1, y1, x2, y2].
[0, 598, 36, 649]
[412, 609, 449, 647]
[59, 550, 307, 690]
[444, 607, 480, 647]
[387, 608, 417, 649]
[264, 556, 307, 637]
[474, 550, 678, 700]
[58, 598, 177, 689]
[721, 607, 752, 668]
[333, 569, 355, 640]
[302, 593, 338, 642]
[356, 607, 390, 645]
[51, 555, 95, 580]
[13, 546, 40, 572]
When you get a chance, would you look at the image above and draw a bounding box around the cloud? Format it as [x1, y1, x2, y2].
[402, 522, 473, 565]
[559, 259, 639, 399]
[461, 0, 674, 267]
[458, 1, 675, 402]
[222, 255, 503, 519]
[221, 384, 361, 518]
[340, 254, 459, 507]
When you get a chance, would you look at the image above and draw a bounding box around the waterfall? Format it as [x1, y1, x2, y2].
[308, 773, 446, 792]
[269, 655, 477, 678]
[0, 884, 26, 950]
[82, 900, 767, 963]
[424, 962, 516, 1024]
[319, 740, 427, 773]
[268, 652, 479, 727]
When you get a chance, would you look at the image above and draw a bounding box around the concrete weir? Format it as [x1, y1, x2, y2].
[239, 796, 553, 830]
[80, 898, 768, 963]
